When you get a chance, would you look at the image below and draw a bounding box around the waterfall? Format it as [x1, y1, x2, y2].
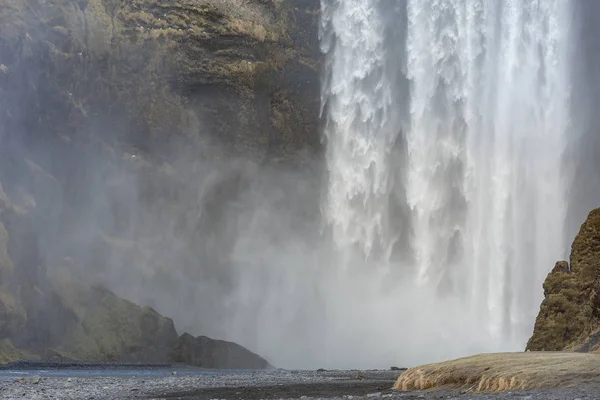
[321, 1, 400, 261]
[322, 0, 572, 352]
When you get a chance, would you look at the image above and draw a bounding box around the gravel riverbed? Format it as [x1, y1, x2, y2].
[0, 369, 599, 400]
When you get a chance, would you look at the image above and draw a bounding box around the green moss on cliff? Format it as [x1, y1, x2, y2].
[0, 198, 27, 340]
[0, 0, 319, 162]
[0, 291, 26, 340]
[49, 268, 178, 362]
[527, 208, 600, 351]
[0, 339, 37, 364]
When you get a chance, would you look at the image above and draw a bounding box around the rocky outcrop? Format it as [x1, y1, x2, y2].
[45, 268, 179, 362]
[170, 333, 271, 369]
[0, 190, 180, 362]
[0, 259, 272, 368]
[527, 208, 600, 352]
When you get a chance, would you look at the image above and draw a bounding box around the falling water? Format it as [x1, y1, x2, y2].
[321, 1, 400, 261]
[322, 0, 572, 351]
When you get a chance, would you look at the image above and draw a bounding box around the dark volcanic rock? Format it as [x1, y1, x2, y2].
[170, 332, 271, 369]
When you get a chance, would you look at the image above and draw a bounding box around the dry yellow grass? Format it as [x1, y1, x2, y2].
[393, 352, 600, 392]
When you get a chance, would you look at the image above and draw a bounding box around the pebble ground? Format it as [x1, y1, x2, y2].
[0, 369, 598, 400]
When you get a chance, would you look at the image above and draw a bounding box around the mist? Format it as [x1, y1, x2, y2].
[1, 0, 600, 371]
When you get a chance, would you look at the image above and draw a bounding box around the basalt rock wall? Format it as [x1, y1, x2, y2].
[0, 0, 320, 364]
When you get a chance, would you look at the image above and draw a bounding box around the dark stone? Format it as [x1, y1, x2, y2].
[169, 333, 272, 369]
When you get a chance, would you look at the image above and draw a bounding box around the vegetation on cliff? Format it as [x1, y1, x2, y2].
[527, 208, 600, 352]
[0, 0, 320, 161]
[0, 0, 319, 366]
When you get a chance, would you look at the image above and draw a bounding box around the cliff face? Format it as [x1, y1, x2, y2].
[527, 208, 600, 352]
[0, 0, 320, 160]
[0, 0, 320, 364]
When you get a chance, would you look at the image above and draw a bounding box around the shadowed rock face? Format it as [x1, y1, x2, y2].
[170, 333, 272, 369]
[527, 208, 600, 352]
[0, 0, 318, 366]
[43, 269, 179, 363]
[0, 248, 273, 368]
